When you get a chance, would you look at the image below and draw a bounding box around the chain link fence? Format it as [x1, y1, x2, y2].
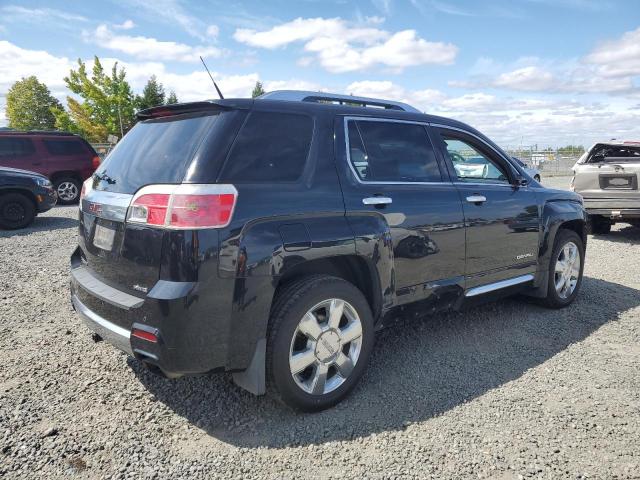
[503, 148, 582, 176]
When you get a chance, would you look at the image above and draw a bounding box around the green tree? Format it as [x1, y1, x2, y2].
[166, 91, 178, 104]
[135, 75, 165, 110]
[251, 81, 265, 98]
[557, 145, 585, 155]
[57, 56, 135, 142]
[5, 76, 62, 130]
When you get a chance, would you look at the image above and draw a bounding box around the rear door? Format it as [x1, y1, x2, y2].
[336, 116, 466, 305]
[431, 126, 540, 288]
[0, 137, 39, 172]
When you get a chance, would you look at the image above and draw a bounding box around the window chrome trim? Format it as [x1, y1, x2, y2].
[342, 116, 451, 186]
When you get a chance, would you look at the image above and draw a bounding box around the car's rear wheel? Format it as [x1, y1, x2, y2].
[266, 275, 374, 412]
[541, 229, 584, 308]
[589, 215, 611, 235]
[0, 193, 36, 230]
[54, 177, 81, 205]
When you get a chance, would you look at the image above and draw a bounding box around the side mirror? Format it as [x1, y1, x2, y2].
[513, 174, 529, 187]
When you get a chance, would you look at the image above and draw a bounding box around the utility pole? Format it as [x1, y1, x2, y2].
[117, 102, 124, 139]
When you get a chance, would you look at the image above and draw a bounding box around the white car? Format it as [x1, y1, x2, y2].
[512, 157, 541, 183]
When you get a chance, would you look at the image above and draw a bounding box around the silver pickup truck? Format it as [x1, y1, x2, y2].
[572, 141, 640, 234]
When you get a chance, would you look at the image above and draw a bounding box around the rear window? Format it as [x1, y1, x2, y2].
[589, 144, 640, 163]
[43, 139, 86, 155]
[219, 112, 313, 182]
[0, 137, 35, 157]
[93, 112, 220, 193]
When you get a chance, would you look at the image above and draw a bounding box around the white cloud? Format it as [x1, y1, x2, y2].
[234, 17, 457, 73]
[85, 25, 223, 62]
[493, 66, 555, 91]
[113, 19, 135, 30]
[1, 5, 88, 23]
[206, 25, 219, 39]
[584, 26, 640, 77]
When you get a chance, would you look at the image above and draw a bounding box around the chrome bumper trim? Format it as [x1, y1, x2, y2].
[72, 294, 133, 356]
[465, 274, 535, 297]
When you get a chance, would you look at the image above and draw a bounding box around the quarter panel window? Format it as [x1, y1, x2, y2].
[220, 112, 313, 182]
[346, 120, 441, 183]
[441, 135, 509, 184]
[0, 138, 35, 157]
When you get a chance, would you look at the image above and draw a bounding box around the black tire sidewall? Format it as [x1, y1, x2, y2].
[0, 193, 36, 230]
[546, 230, 585, 307]
[268, 277, 374, 412]
[54, 177, 81, 205]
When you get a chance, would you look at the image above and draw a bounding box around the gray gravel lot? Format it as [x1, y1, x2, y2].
[1, 175, 639, 479]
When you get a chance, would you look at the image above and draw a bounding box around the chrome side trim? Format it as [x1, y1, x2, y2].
[72, 294, 133, 356]
[464, 274, 535, 297]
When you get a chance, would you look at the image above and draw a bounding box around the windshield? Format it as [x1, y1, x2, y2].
[93, 112, 220, 193]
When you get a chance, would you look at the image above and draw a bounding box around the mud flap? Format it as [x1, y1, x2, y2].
[232, 338, 266, 395]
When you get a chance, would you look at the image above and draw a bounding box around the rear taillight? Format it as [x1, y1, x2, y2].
[91, 156, 101, 170]
[127, 184, 237, 229]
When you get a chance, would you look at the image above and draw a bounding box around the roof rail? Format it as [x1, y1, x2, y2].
[258, 90, 421, 113]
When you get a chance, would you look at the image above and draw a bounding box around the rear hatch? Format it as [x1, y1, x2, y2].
[77, 104, 245, 296]
[573, 143, 640, 205]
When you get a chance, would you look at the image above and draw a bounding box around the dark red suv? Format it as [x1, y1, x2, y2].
[0, 131, 100, 204]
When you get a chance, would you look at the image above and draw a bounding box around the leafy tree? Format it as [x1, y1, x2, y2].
[557, 145, 585, 155]
[56, 56, 135, 141]
[5, 76, 62, 130]
[166, 91, 178, 104]
[251, 81, 265, 98]
[135, 75, 165, 110]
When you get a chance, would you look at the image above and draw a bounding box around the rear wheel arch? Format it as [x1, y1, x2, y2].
[50, 170, 82, 183]
[275, 255, 382, 323]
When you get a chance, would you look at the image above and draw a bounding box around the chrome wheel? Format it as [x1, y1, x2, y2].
[554, 241, 580, 299]
[289, 298, 363, 395]
[57, 181, 78, 201]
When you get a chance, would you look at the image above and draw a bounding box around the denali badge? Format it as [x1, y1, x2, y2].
[516, 253, 534, 260]
[132, 284, 148, 293]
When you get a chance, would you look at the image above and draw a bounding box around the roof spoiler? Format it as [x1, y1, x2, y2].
[136, 101, 231, 120]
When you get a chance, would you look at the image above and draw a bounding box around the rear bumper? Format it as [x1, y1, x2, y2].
[70, 254, 237, 376]
[583, 197, 640, 218]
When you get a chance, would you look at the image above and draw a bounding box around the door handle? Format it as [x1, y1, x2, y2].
[362, 196, 392, 206]
[466, 195, 487, 204]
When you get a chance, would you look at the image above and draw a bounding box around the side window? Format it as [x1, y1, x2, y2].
[347, 120, 441, 182]
[0, 138, 35, 157]
[441, 135, 509, 184]
[220, 111, 313, 182]
[43, 139, 85, 155]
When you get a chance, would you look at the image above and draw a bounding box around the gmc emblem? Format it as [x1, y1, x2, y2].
[87, 202, 103, 215]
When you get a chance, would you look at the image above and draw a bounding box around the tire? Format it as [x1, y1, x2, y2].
[541, 229, 584, 309]
[266, 275, 375, 412]
[589, 215, 611, 235]
[0, 193, 36, 230]
[54, 177, 81, 205]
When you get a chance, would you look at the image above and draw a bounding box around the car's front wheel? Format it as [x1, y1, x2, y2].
[541, 229, 584, 308]
[0, 193, 36, 230]
[267, 275, 374, 412]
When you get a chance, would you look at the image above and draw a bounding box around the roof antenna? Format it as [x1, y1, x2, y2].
[199, 55, 224, 99]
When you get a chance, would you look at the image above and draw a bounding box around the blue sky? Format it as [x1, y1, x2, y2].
[1, 0, 639, 147]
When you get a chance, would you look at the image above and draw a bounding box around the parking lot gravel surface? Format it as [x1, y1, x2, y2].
[1, 176, 639, 479]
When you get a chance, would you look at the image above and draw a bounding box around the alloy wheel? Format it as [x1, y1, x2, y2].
[554, 241, 580, 299]
[57, 181, 78, 202]
[289, 298, 363, 395]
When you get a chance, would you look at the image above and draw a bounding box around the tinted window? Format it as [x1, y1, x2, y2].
[347, 120, 441, 182]
[220, 112, 313, 182]
[94, 112, 221, 193]
[442, 136, 508, 184]
[43, 139, 86, 155]
[0, 137, 35, 157]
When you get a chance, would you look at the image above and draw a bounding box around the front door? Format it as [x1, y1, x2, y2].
[335, 116, 466, 305]
[431, 126, 541, 288]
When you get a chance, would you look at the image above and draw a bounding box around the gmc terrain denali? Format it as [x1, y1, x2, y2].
[71, 91, 587, 411]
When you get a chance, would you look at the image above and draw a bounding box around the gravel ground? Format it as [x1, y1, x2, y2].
[1, 175, 639, 479]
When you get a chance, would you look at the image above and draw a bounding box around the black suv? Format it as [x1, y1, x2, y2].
[70, 91, 587, 411]
[0, 166, 57, 229]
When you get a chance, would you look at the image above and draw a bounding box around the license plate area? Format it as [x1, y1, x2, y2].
[599, 174, 637, 190]
[93, 224, 116, 251]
